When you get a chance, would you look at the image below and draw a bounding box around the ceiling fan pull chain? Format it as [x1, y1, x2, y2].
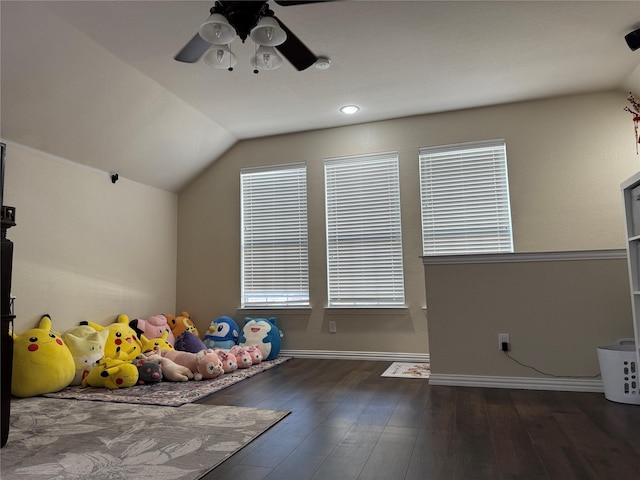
[253, 43, 259, 74]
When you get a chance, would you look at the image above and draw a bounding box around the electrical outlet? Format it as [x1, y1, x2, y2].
[498, 333, 510, 350]
[329, 321, 337, 333]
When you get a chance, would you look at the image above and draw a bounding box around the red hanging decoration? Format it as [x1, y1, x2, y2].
[624, 92, 640, 154]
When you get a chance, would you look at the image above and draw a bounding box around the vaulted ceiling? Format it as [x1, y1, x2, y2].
[2, 1, 639, 192]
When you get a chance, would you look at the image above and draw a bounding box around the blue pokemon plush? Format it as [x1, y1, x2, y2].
[203, 316, 239, 350]
[239, 317, 283, 361]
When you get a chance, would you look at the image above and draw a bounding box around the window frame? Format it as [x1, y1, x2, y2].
[324, 151, 406, 307]
[419, 139, 514, 256]
[240, 163, 310, 308]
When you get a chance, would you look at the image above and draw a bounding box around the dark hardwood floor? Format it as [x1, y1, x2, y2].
[196, 358, 640, 480]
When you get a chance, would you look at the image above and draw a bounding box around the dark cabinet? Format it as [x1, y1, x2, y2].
[1, 142, 14, 447]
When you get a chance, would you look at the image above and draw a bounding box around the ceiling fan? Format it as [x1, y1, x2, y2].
[174, 1, 331, 71]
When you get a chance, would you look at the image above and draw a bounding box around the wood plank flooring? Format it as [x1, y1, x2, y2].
[196, 358, 640, 480]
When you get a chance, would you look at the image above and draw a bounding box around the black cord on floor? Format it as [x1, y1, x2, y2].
[502, 351, 601, 379]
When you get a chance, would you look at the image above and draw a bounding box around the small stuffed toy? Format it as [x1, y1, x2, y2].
[144, 352, 193, 382]
[214, 348, 238, 373]
[129, 314, 176, 347]
[82, 314, 143, 361]
[82, 354, 139, 389]
[229, 345, 253, 369]
[133, 355, 163, 384]
[244, 345, 263, 364]
[62, 325, 109, 385]
[203, 316, 239, 350]
[160, 349, 224, 381]
[12, 314, 76, 397]
[168, 311, 200, 339]
[174, 330, 207, 353]
[239, 317, 283, 361]
[140, 330, 174, 353]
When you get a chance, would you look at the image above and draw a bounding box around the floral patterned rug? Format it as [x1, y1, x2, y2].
[44, 356, 291, 407]
[0, 396, 289, 480]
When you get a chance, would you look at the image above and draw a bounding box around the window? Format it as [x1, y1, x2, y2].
[419, 139, 513, 256]
[240, 164, 309, 307]
[324, 152, 405, 307]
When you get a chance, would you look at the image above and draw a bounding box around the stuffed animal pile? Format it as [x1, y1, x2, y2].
[11, 311, 283, 396]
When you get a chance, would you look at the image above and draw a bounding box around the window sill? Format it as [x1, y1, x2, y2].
[237, 306, 411, 316]
[420, 249, 625, 265]
[324, 306, 409, 315]
[238, 307, 312, 316]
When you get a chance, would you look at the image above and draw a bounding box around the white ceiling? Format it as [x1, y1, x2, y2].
[1, 0, 639, 192]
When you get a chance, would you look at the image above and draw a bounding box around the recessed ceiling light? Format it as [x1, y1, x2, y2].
[340, 105, 360, 115]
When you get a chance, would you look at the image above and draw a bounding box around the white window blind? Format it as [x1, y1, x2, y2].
[241, 164, 309, 307]
[419, 140, 513, 256]
[324, 152, 405, 306]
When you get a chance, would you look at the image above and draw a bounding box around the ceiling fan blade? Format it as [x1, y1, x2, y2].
[273, 16, 317, 71]
[174, 33, 211, 63]
[274, 1, 336, 5]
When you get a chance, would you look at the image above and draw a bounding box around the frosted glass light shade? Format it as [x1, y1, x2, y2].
[203, 45, 237, 69]
[199, 13, 236, 44]
[250, 17, 287, 46]
[250, 46, 283, 71]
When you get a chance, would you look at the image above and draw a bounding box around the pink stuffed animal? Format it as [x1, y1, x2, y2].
[214, 349, 238, 373]
[144, 352, 193, 382]
[244, 345, 263, 364]
[130, 314, 176, 347]
[160, 349, 223, 381]
[229, 345, 252, 369]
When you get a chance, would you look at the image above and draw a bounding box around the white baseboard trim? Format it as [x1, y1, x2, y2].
[280, 349, 430, 363]
[428, 373, 603, 393]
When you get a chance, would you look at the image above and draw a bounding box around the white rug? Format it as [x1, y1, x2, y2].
[381, 362, 430, 379]
[0, 397, 289, 480]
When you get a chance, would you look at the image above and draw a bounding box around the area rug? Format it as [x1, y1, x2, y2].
[381, 362, 430, 379]
[44, 356, 291, 407]
[0, 396, 289, 480]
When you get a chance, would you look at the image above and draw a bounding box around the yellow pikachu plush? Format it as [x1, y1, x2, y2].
[12, 315, 75, 397]
[82, 314, 143, 361]
[140, 330, 175, 353]
[82, 355, 139, 389]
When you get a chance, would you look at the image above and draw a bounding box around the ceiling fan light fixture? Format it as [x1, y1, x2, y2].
[250, 16, 287, 46]
[199, 13, 236, 45]
[176, 2, 319, 71]
[250, 45, 283, 71]
[340, 105, 360, 115]
[203, 45, 237, 70]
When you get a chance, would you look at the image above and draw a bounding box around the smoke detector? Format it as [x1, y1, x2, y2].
[315, 56, 331, 70]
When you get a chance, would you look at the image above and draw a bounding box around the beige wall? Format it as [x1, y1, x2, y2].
[424, 254, 632, 378]
[177, 90, 639, 356]
[4, 141, 178, 334]
[5, 89, 635, 360]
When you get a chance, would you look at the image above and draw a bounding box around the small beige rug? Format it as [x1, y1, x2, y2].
[381, 362, 430, 379]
